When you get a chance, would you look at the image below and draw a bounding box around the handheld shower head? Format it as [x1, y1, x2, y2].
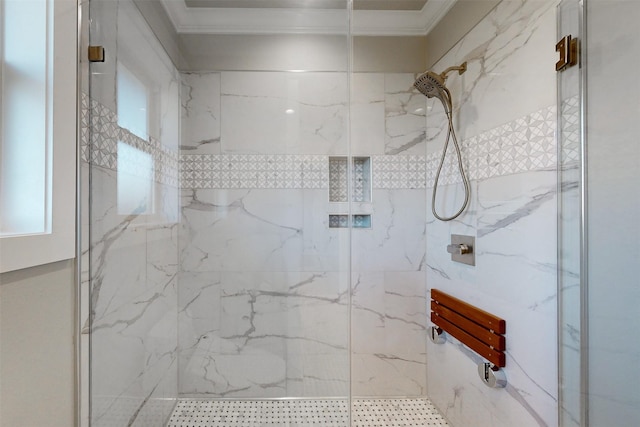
[413, 71, 446, 97]
[413, 61, 471, 222]
[413, 62, 467, 115]
[413, 71, 452, 114]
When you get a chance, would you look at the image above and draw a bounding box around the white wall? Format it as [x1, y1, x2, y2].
[586, 1, 640, 424]
[0, 260, 76, 427]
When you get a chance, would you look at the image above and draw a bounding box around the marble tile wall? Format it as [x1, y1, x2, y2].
[178, 103, 555, 192]
[178, 56, 564, 401]
[83, 0, 180, 425]
[424, 1, 559, 427]
[178, 71, 429, 398]
[81, 0, 569, 423]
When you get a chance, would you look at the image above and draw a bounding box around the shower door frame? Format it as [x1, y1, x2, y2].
[557, 0, 587, 425]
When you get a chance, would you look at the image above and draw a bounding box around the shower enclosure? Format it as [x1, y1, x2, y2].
[80, 0, 640, 426]
[84, 0, 433, 425]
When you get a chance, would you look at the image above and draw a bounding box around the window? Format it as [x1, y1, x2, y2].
[117, 62, 148, 140]
[0, 0, 48, 236]
[116, 61, 156, 216]
[117, 142, 154, 216]
[0, 0, 77, 272]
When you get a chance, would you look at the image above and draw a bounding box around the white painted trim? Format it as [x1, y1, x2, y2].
[352, 0, 457, 35]
[160, 0, 457, 36]
[418, 0, 459, 35]
[0, 0, 77, 273]
[161, 0, 348, 34]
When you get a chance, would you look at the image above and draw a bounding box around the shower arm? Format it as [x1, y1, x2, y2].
[439, 62, 468, 81]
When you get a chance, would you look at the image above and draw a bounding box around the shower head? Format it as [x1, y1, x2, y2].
[413, 62, 467, 114]
[413, 71, 452, 114]
[414, 71, 447, 98]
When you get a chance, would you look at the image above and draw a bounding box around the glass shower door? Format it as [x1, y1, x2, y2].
[86, 0, 352, 425]
[559, 1, 640, 425]
[87, 0, 181, 424]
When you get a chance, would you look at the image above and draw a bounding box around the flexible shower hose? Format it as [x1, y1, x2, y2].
[431, 110, 471, 221]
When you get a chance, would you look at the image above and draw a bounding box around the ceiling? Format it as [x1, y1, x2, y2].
[161, 0, 457, 36]
[183, 0, 428, 10]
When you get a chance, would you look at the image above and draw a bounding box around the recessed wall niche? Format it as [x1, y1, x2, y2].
[328, 156, 371, 202]
[329, 214, 372, 229]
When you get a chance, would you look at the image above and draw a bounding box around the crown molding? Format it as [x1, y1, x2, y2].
[352, 0, 456, 35]
[161, 0, 457, 36]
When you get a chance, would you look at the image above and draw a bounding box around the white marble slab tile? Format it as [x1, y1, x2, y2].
[351, 73, 386, 155]
[220, 72, 348, 155]
[351, 189, 426, 272]
[426, 170, 558, 427]
[181, 73, 221, 155]
[180, 189, 305, 272]
[350, 271, 427, 396]
[178, 271, 349, 398]
[384, 73, 427, 155]
[422, 1, 559, 425]
[431, 0, 558, 147]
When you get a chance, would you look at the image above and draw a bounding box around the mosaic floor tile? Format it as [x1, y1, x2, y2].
[167, 398, 449, 427]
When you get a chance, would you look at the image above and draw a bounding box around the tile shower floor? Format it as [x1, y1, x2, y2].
[167, 397, 449, 427]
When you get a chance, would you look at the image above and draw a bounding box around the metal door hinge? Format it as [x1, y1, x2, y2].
[556, 35, 578, 72]
[88, 46, 105, 63]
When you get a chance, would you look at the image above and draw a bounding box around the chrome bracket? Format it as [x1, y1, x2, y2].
[478, 362, 507, 388]
[429, 326, 446, 344]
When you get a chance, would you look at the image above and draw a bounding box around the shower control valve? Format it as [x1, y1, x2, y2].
[446, 243, 471, 255]
[447, 234, 475, 266]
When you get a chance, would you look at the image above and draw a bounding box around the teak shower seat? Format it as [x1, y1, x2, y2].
[430, 289, 507, 367]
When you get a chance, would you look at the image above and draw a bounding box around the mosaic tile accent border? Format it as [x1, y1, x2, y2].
[167, 398, 449, 427]
[81, 93, 179, 187]
[560, 95, 580, 164]
[82, 95, 555, 190]
[81, 92, 90, 163]
[180, 154, 328, 189]
[372, 155, 427, 189]
[426, 105, 557, 187]
[179, 105, 556, 190]
[180, 153, 426, 190]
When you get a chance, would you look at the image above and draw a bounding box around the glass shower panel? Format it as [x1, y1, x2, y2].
[178, 71, 352, 400]
[87, 0, 181, 424]
[585, 0, 640, 425]
[349, 25, 429, 402]
[557, 1, 584, 426]
[172, 0, 352, 413]
[560, 1, 640, 425]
